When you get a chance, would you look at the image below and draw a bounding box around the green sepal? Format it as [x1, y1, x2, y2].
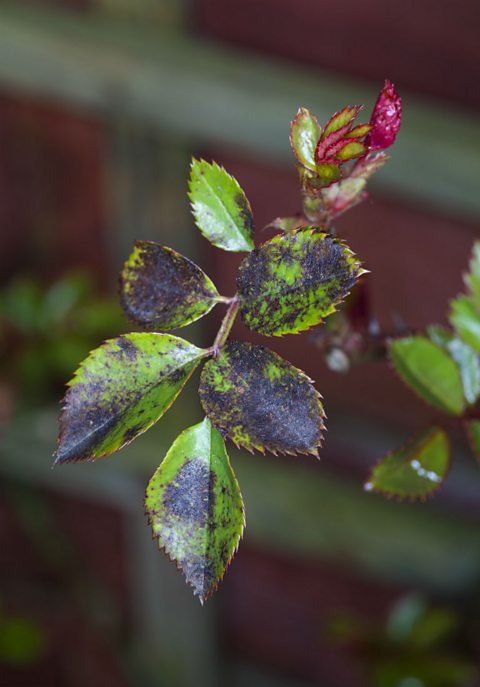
[389, 336, 466, 416]
[120, 241, 220, 330]
[365, 426, 450, 501]
[145, 417, 244, 603]
[237, 228, 365, 336]
[199, 341, 325, 456]
[427, 325, 480, 405]
[464, 419, 480, 464]
[290, 107, 321, 171]
[55, 333, 208, 464]
[188, 159, 254, 252]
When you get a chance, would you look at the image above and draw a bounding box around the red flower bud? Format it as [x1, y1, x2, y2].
[366, 80, 402, 152]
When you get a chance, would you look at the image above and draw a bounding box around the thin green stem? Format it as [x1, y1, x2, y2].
[211, 296, 240, 356]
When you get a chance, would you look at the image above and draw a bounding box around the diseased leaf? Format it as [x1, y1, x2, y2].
[290, 107, 321, 171]
[427, 325, 480, 405]
[55, 334, 207, 464]
[237, 228, 364, 336]
[365, 426, 450, 500]
[188, 159, 254, 252]
[120, 241, 220, 330]
[145, 417, 244, 603]
[464, 419, 480, 464]
[365, 79, 402, 151]
[449, 296, 480, 352]
[390, 336, 466, 416]
[199, 341, 325, 455]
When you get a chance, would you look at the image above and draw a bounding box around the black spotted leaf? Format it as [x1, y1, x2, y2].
[237, 228, 365, 336]
[290, 107, 321, 171]
[188, 159, 254, 252]
[365, 426, 450, 501]
[199, 341, 325, 455]
[389, 336, 466, 416]
[120, 241, 220, 330]
[145, 417, 244, 603]
[55, 334, 208, 464]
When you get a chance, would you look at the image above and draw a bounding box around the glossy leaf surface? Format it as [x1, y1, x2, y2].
[449, 296, 480, 352]
[464, 419, 480, 464]
[390, 336, 466, 416]
[145, 417, 244, 602]
[366, 79, 402, 151]
[427, 326, 480, 405]
[237, 228, 364, 336]
[199, 341, 325, 455]
[120, 241, 219, 330]
[55, 334, 207, 464]
[365, 427, 450, 500]
[188, 159, 254, 252]
[290, 107, 321, 171]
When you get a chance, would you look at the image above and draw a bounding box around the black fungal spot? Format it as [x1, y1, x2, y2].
[120, 241, 216, 330]
[115, 336, 138, 360]
[234, 191, 254, 241]
[236, 229, 361, 335]
[56, 396, 119, 464]
[199, 342, 324, 455]
[163, 459, 216, 525]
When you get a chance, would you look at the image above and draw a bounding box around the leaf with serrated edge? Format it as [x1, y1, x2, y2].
[290, 107, 321, 171]
[449, 296, 480, 352]
[464, 242, 480, 306]
[120, 241, 220, 330]
[237, 228, 365, 336]
[145, 417, 244, 603]
[365, 427, 450, 500]
[427, 326, 480, 405]
[321, 105, 362, 139]
[199, 341, 325, 455]
[188, 159, 254, 252]
[390, 336, 466, 416]
[464, 419, 480, 465]
[55, 334, 208, 464]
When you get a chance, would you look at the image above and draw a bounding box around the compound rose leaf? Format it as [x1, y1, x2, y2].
[199, 341, 325, 456]
[120, 241, 220, 330]
[188, 159, 254, 252]
[55, 334, 207, 464]
[145, 417, 244, 603]
[237, 228, 365, 336]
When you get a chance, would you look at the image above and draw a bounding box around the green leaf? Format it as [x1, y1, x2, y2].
[199, 341, 325, 455]
[237, 228, 364, 336]
[345, 122, 372, 139]
[145, 417, 244, 603]
[427, 325, 480, 405]
[334, 140, 366, 161]
[449, 295, 480, 352]
[188, 159, 254, 252]
[389, 336, 466, 416]
[365, 426, 450, 500]
[120, 241, 220, 330]
[55, 333, 207, 464]
[290, 107, 321, 171]
[464, 419, 480, 464]
[322, 105, 361, 138]
[315, 162, 342, 187]
[320, 177, 367, 217]
[463, 241, 480, 306]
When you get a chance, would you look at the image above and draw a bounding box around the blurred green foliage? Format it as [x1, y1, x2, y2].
[0, 271, 124, 408]
[328, 593, 477, 687]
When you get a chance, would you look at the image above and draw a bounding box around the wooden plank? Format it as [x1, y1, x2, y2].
[0, 3, 478, 220]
